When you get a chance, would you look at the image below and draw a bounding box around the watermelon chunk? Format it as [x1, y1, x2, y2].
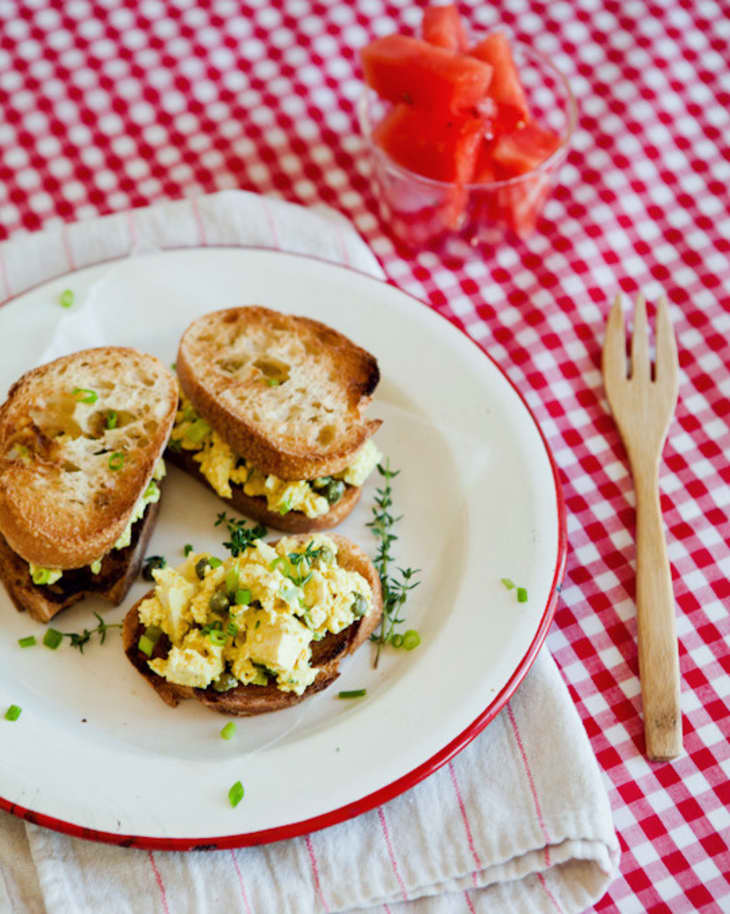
[472, 139, 496, 183]
[362, 35, 492, 113]
[470, 32, 530, 132]
[422, 5, 469, 52]
[373, 103, 486, 184]
[491, 122, 562, 177]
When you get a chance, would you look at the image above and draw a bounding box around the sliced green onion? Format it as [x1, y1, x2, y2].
[228, 780, 244, 807]
[43, 628, 63, 649]
[517, 587, 528, 603]
[225, 567, 239, 595]
[4, 704, 22, 721]
[338, 689, 366, 699]
[208, 557, 222, 569]
[234, 588, 251, 606]
[184, 418, 211, 443]
[72, 387, 98, 404]
[184, 544, 194, 556]
[138, 626, 162, 657]
[390, 633, 404, 648]
[105, 409, 118, 429]
[226, 621, 239, 637]
[18, 635, 36, 648]
[208, 629, 227, 646]
[220, 721, 236, 740]
[501, 577, 515, 590]
[108, 451, 125, 471]
[269, 557, 286, 572]
[60, 288, 74, 308]
[265, 378, 281, 387]
[278, 499, 292, 516]
[402, 630, 420, 651]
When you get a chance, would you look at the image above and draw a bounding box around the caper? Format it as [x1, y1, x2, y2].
[142, 555, 166, 581]
[212, 672, 238, 693]
[325, 479, 346, 505]
[351, 593, 367, 617]
[312, 476, 332, 491]
[209, 589, 230, 615]
[195, 557, 211, 579]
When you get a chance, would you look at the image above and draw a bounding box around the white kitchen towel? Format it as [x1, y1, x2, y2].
[0, 190, 619, 914]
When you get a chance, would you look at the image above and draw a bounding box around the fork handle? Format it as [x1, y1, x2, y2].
[634, 466, 683, 760]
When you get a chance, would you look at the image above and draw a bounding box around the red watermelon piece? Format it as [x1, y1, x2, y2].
[491, 122, 562, 177]
[470, 32, 530, 132]
[362, 34, 492, 113]
[422, 5, 469, 52]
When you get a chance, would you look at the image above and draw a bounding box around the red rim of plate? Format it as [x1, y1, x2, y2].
[0, 246, 568, 850]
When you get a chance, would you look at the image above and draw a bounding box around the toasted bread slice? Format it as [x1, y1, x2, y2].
[123, 534, 383, 715]
[176, 306, 381, 480]
[0, 347, 177, 569]
[0, 499, 160, 624]
[166, 447, 362, 533]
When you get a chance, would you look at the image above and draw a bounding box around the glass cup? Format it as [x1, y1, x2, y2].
[357, 41, 577, 251]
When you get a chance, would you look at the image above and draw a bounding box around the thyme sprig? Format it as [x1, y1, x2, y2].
[61, 612, 122, 653]
[215, 512, 267, 557]
[367, 461, 420, 668]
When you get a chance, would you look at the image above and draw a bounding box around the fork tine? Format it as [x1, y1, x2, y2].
[602, 294, 626, 391]
[655, 295, 678, 391]
[630, 292, 650, 379]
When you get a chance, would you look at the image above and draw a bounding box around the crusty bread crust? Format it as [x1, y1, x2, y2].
[166, 446, 362, 533]
[0, 347, 177, 568]
[123, 533, 383, 715]
[176, 306, 381, 480]
[0, 499, 160, 624]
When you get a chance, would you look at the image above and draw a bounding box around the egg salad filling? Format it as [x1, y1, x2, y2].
[28, 459, 166, 586]
[137, 533, 373, 696]
[169, 395, 381, 518]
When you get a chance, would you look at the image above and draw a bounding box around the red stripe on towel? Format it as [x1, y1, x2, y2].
[190, 196, 208, 246]
[448, 760, 481, 886]
[147, 851, 170, 914]
[305, 834, 330, 912]
[230, 850, 253, 914]
[260, 196, 281, 249]
[507, 702, 552, 867]
[377, 806, 408, 902]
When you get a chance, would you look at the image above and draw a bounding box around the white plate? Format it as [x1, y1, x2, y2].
[0, 248, 565, 848]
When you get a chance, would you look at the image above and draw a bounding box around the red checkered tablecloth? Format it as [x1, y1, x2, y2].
[1, 1, 729, 911]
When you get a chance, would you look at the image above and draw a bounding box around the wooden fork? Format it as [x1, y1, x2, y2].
[602, 293, 682, 760]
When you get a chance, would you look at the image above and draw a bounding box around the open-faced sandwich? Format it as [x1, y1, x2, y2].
[123, 532, 382, 715]
[0, 347, 177, 623]
[167, 306, 383, 532]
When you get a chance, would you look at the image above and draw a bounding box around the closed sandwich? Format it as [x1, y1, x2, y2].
[168, 306, 383, 532]
[0, 347, 178, 623]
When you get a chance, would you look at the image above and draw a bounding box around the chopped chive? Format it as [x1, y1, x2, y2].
[501, 577, 515, 590]
[338, 689, 366, 699]
[265, 378, 281, 387]
[235, 588, 251, 606]
[18, 636, 36, 648]
[43, 628, 63, 650]
[225, 567, 239, 595]
[4, 704, 22, 721]
[208, 629, 227, 646]
[220, 721, 236, 740]
[390, 633, 404, 648]
[402, 629, 420, 651]
[269, 556, 286, 572]
[105, 410, 118, 429]
[208, 557, 222, 569]
[184, 544, 194, 556]
[226, 621, 238, 637]
[517, 587, 528, 603]
[278, 500, 292, 516]
[228, 780, 244, 807]
[108, 451, 125, 471]
[59, 288, 74, 308]
[72, 387, 98, 404]
[138, 634, 156, 657]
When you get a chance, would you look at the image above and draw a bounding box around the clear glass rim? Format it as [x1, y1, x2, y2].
[357, 41, 579, 191]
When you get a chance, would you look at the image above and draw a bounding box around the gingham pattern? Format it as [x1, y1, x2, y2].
[0, 1, 728, 912]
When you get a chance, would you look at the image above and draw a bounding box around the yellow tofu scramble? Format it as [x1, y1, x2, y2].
[138, 533, 374, 696]
[29, 459, 166, 586]
[169, 395, 381, 518]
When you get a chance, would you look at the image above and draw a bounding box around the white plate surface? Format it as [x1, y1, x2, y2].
[0, 249, 564, 845]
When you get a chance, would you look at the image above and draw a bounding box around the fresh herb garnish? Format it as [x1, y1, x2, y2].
[228, 780, 244, 807]
[108, 451, 125, 471]
[46, 613, 122, 653]
[184, 544, 194, 556]
[221, 721, 236, 740]
[72, 387, 98, 404]
[338, 689, 366, 699]
[517, 587, 528, 603]
[501, 577, 515, 590]
[367, 461, 421, 668]
[59, 288, 74, 308]
[215, 512, 267, 557]
[105, 409, 118, 429]
[5, 704, 22, 721]
[18, 636, 36, 648]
